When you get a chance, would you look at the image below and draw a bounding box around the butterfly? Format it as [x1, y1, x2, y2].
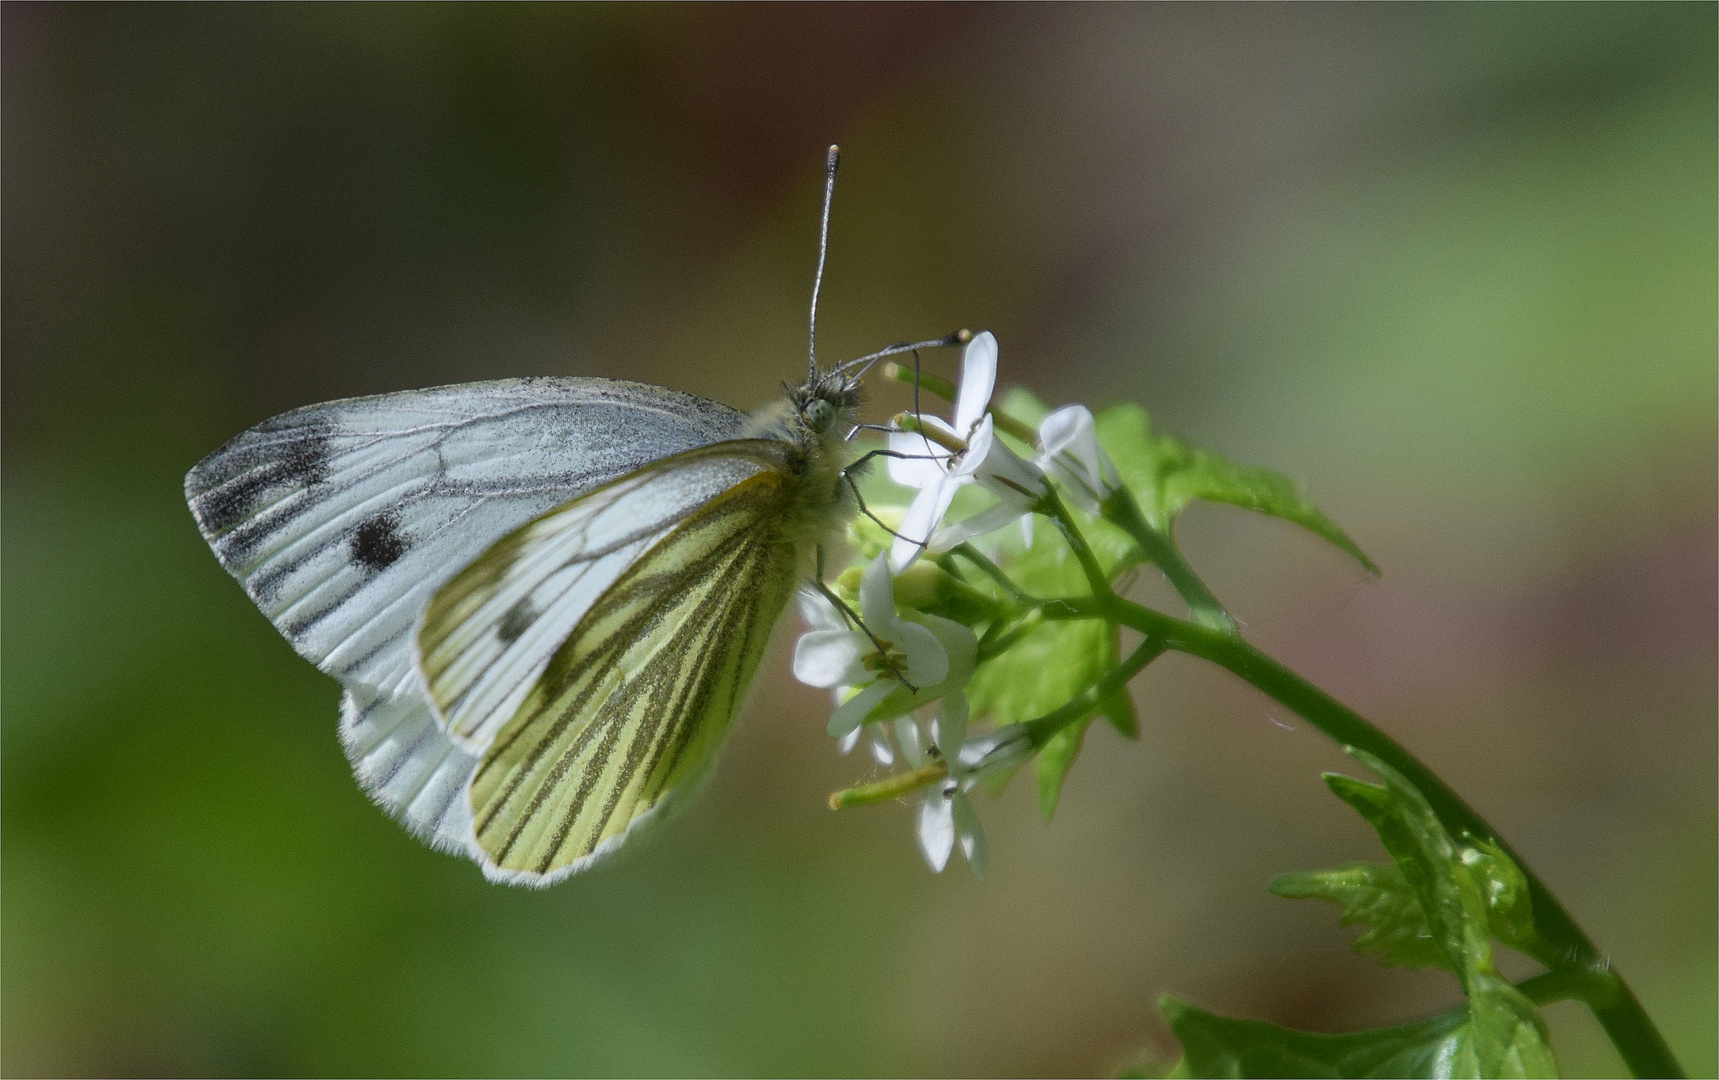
[184, 146, 968, 886]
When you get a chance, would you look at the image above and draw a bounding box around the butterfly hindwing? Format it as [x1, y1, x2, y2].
[416, 445, 807, 884]
[415, 442, 789, 752]
[339, 684, 477, 853]
[185, 378, 747, 698]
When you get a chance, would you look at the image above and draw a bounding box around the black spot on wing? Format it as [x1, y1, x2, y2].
[352, 512, 408, 572]
[497, 598, 537, 645]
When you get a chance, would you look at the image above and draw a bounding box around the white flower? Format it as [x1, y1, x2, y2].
[887, 331, 997, 570]
[887, 332, 1047, 567]
[1036, 404, 1121, 516]
[795, 589, 898, 760]
[796, 562, 989, 878]
[915, 693, 987, 877]
[926, 415, 1047, 552]
[956, 722, 1033, 778]
[793, 555, 975, 739]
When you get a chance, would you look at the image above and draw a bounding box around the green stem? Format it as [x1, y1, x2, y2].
[951, 543, 1035, 604]
[1077, 490, 1677, 1070]
[829, 763, 946, 809]
[1042, 489, 1115, 600]
[976, 618, 1041, 664]
[988, 407, 1040, 445]
[1021, 636, 1165, 749]
[1402, 970, 1620, 1050]
[1517, 968, 1622, 1010]
[1084, 597, 1682, 1078]
[883, 362, 958, 404]
[1104, 489, 1235, 632]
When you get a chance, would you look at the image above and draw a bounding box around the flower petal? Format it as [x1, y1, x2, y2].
[890, 475, 962, 572]
[846, 613, 976, 725]
[948, 415, 994, 481]
[894, 716, 925, 768]
[963, 417, 1047, 504]
[917, 784, 956, 873]
[1037, 404, 1094, 463]
[857, 553, 898, 631]
[895, 619, 950, 687]
[915, 614, 978, 693]
[1037, 404, 1117, 515]
[792, 629, 869, 688]
[887, 428, 950, 488]
[954, 331, 998, 434]
[952, 790, 987, 879]
[795, 586, 845, 631]
[933, 692, 969, 772]
[827, 680, 893, 738]
[957, 722, 1034, 778]
[836, 724, 862, 755]
[929, 499, 1031, 553]
[868, 726, 895, 765]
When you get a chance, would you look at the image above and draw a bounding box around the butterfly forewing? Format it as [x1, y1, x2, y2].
[184, 378, 746, 698]
[419, 452, 806, 883]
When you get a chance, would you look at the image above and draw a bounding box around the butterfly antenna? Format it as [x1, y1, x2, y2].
[808, 144, 840, 385]
[829, 329, 971, 378]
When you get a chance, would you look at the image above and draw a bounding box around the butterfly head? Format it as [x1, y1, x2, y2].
[788, 372, 862, 437]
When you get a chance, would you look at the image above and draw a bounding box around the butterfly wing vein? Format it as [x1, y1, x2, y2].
[415, 446, 775, 751]
[187, 376, 842, 885]
[184, 378, 747, 698]
[459, 468, 801, 879]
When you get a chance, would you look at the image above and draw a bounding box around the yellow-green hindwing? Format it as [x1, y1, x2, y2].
[473, 472, 799, 877]
[418, 437, 841, 883]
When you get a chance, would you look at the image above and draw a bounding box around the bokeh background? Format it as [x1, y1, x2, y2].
[4, 4, 1714, 1077]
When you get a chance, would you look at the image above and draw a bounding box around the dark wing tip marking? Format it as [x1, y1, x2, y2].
[188, 420, 335, 537]
[352, 512, 408, 572]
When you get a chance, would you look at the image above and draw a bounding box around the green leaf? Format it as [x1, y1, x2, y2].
[1093, 403, 1379, 575]
[965, 500, 1133, 727]
[967, 615, 1111, 724]
[1161, 995, 1556, 1079]
[1099, 683, 1138, 739]
[1031, 618, 1137, 819]
[1460, 838, 1550, 965]
[1274, 844, 1547, 973]
[1035, 714, 1092, 822]
[960, 505, 1142, 816]
[1270, 862, 1448, 970]
[1460, 973, 1561, 1080]
[1309, 752, 1558, 1078]
[1322, 769, 1480, 975]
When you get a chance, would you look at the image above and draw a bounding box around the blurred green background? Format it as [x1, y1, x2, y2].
[4, 4, 1714, 1076]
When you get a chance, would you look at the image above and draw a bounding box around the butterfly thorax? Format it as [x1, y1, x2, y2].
[741, 373, 862, 567]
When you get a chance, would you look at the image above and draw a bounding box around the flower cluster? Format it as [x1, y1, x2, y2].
[794, 330, 1121, 877]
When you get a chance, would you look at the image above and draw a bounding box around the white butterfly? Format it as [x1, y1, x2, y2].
[185, 147, 969, 885]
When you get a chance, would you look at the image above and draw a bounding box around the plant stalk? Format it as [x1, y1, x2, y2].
[1086, 493, 1681, 1075]
[1092, 599, 1683, 1078]
[829, 763, 946, 809]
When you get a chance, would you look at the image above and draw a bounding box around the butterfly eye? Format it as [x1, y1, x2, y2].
[804, 398, 837, 430]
